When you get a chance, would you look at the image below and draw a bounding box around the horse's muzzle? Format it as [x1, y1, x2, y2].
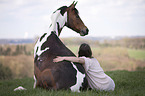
[80, 28, 89, 36]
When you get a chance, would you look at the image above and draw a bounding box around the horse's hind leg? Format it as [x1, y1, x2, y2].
[41, 69, 58, 90]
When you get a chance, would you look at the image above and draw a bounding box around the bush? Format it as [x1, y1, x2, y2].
[0, 63, 13, 80]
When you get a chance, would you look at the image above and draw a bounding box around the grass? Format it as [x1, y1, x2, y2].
[128, 49, 145, 60]
[0, 71, 145, 96]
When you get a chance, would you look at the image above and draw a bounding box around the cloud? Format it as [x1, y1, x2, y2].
[24, 32, 28, 39]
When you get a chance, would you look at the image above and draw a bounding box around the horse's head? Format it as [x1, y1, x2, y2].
[51, 1, 88, 36]
[66, 2, 89, 36]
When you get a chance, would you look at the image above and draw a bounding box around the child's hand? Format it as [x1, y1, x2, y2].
[53, 56, 64, 63]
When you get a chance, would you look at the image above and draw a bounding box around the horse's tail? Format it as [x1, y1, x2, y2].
[34, 63, 41, 88]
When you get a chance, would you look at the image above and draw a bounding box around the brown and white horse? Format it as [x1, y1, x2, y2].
[34, 2, 89, 92]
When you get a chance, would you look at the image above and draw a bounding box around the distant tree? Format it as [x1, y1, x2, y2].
[4, 47, 11, 55]
[16, 45, 20, 53]
[13, 45, 20, 55]
[23, 45, 28, 55]
[101, 40, 111, 47]
[0, 47, 3, 55]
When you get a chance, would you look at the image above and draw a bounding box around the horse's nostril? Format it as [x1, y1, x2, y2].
[86, 28, 89, 33]
[86, 28, 89, 34]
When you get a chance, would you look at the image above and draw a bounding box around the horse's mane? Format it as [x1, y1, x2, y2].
[53, 6, 68, 16]
[53, 6, 79, 16]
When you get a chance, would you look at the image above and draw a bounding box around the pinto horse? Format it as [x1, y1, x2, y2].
[34, 2, 89, 92]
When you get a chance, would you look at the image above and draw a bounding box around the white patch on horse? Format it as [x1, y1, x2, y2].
[34, 33, 50, 58]
[50, 10, 67, 36]
[33, 75, 37, 88]
[70, 62, 85, 92]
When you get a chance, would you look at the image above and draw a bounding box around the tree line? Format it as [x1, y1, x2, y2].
[0, 37, 145, 56]
[0, 45, 32, 56]
[61, 37, 145, 49]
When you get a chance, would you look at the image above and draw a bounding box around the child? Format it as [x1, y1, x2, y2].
[53, 43, 115, 91]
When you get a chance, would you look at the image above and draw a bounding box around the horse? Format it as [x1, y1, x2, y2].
[34, 1, 89, 92]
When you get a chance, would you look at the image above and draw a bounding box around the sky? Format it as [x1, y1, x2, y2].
[0, 0, 145, 39]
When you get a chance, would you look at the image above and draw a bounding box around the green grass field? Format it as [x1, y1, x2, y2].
[0, 71, 144, 96]
[128, 49, 145, 60]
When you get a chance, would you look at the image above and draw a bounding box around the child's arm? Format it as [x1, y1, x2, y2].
[53, 56, 85, 64]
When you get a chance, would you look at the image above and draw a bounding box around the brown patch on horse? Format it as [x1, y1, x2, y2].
[41, 69, 57, 90]
[34, 64, 57, 89]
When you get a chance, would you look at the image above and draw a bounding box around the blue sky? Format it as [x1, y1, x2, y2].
[0, 0, 145, 39]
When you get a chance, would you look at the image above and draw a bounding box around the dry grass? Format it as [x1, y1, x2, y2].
[0, 55, 34, 78]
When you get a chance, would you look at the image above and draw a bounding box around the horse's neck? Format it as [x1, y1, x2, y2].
[49, 10, 67, 36]
[34, 11, 67, 58]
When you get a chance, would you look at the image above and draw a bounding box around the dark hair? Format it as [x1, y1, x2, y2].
[78, 43, 92, 58]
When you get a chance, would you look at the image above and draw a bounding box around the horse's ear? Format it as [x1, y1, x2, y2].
[74, 1, 78, 7]
[69, 1, 75, 7]
[69, 1, 77, 9]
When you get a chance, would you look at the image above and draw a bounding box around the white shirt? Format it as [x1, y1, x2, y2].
[80, 57, 115, 91]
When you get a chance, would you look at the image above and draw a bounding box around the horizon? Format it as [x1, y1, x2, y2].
[0, 35, 145, 40]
